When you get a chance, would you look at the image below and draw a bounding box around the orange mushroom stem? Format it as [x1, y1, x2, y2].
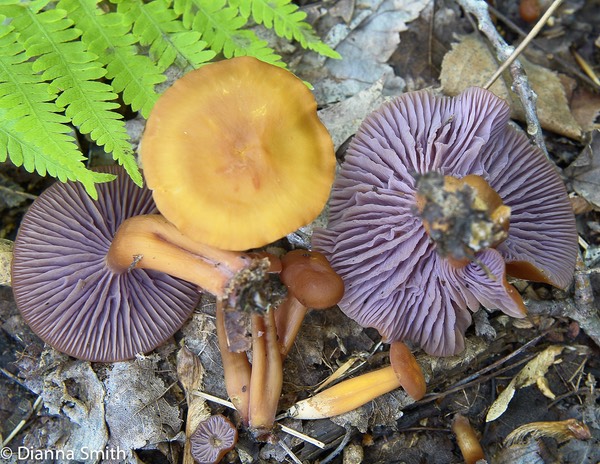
[452, 414, 486, 464]
[216, 300, 252, 424]
[287, 342, 425, 420]
[274, 250, 344, 357]
[274, 295, 309, 357]
[248, 308, 282, 441]
[106, 214, 263, 298]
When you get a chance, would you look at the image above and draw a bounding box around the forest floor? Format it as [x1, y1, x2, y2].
[1, 0, 600, 463]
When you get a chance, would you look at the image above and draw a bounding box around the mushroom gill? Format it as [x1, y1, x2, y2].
[312, 87, 578, 357]
[11, 166, 200, 362]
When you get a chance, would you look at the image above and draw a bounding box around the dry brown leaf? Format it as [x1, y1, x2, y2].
[441, 34, 583, 140]
[571, 88, 600, 133]
[486, 346, 563, 422]
[504, 418, 591, 446]
[177, 346, 211, 464]
[565, 130, 600, 209]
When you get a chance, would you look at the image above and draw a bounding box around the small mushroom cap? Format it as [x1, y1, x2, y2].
[313, 87, 577, 356]
[389, 341, 426, 401]
[280, 250, 345, 309]
[190, 414, 238, 464]
[141, 57, 336, 251]
[11, 166, 200, 362]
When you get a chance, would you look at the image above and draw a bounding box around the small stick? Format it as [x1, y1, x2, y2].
[277, 438, 303, 464]
[486, 4, 599, 88]
[2, 396, 43, 447]
[456, 0, 549, 156]
[320, 427, 353, 464]
[483, 0, 564, 89]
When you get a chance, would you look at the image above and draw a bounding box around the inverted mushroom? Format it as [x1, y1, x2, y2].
[313, 87, 578, 357]
[11, 166, 200, 362]
[140, 56, 336, 251]
[190, 414, 238, 464]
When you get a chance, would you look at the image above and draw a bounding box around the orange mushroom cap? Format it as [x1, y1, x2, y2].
[389, 341, 426, 401]
[141, 57, 336, 251]
[280, 249, 345, 309]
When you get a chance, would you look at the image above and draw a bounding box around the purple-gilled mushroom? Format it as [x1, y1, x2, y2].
[11, 166, 201, 362]
[190, 414, 238, 464]
[313, 86, 578, 357]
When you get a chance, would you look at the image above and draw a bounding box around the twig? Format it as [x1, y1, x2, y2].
[456, 0, 548, 157]
[486, 4, 600, 89]
[319, 427, 353, 464]
[482, 0, 564, 90]
[277, 438, 303, 464]
[524, 254, 600, 348]
[447, 332, 547, 389]
[0, 185, 38, 201]
[417, 352, 539, 405]
[2, 396, 43, 447]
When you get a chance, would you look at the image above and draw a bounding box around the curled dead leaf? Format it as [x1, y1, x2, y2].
[486, 346, 564, 422]
[504, 418, 591, 446]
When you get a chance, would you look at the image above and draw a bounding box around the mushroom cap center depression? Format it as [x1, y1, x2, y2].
[415, 173, 511, 267]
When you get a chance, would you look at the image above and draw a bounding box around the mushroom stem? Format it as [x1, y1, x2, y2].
[452, 414, 485, 464]
[288, 366, 402, 420]
[248, 309, 283, 439]
[274, 295, 308, 357]
[288, 343, 426, 420]
[106, 214, 252, 297]
[216, 301, 252, 424]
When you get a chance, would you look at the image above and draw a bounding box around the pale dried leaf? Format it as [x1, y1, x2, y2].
[300, 0, 429, 103]
[104, 357, 182, 460]
[319, 79, 386, 150]
[571, 88, 600, 133]
[504, 419, 591, 446]
[536, 377, 556, 400]
[177, 346, 204, 393]
[41, 361, 108, 461]
[440, 34, 583, 140]
[486, 380, 517, 422]
[486, 346, 563, 422]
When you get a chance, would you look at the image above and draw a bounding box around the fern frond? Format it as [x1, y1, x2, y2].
[230, 0, 340, 59]
[114, 0, 215, 72]
[3, 0, 141, 187]
[61, 0, 165, 118]
[0, 18, 113, 199]
[173, 0, 283, 67]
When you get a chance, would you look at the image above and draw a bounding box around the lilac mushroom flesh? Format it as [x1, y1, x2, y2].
[11, 166, 200, 362]
[190, 414, 238, 464]
[313, 87, 578, 356]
